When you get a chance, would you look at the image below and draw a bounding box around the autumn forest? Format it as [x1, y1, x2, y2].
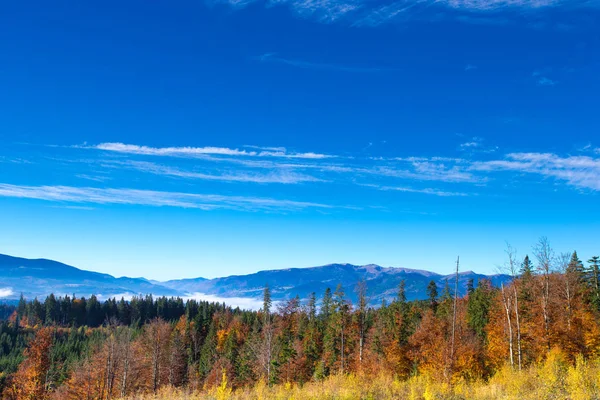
[2, 238, 600, 399]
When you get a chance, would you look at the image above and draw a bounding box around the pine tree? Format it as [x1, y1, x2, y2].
[427, 280, 438, 312]
[398, 280, 407, 304]
[261, 284, 274, 384]
[320, 288, 333, 322]
[44, 294, 58, 325]
[466, 278, 475, 295]
[587, 256, 600, 311]
[17, 294, 26, 318]
[567, 251, 585, 287]
[467, 279, 493, 340]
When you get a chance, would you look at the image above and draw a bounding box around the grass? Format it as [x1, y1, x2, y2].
[119, 353, 600, 400]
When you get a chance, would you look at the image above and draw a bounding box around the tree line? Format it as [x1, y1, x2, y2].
[1, 238, 600, 399]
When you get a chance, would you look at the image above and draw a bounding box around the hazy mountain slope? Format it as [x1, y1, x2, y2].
[161, 263, 512, 304]
[0, 254, 180, 299]
[0, 254, 511, 305]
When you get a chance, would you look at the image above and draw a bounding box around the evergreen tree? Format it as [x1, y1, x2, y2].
[587, 256, 600, 311]
[467, 279, 493, 340]
[521, 255, 534, 277]
[567, 251, 585, 286]
[466, 278, 475, 295]
[397, 280, 407, 304]
[320, 288, 333, 322]
[17, 294, 26, 318]
[44, 294, 58, 325]
[427, 280, 438, 312]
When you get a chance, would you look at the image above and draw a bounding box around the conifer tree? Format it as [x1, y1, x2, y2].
[587, 256, 600, 311]
[427, 280, 438, 312]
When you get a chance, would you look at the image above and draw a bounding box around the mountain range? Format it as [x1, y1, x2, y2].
[0, 254, 511, 308]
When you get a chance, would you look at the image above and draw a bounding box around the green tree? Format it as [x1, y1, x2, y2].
[587, 256, 600, 311]
[44, 294, 58, 325]
[427, 280, 438, 312]
[467, 279, 493, 340]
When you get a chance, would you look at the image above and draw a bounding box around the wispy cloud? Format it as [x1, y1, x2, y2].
[76, 174, 111, 182]
[460, 139, 482, 149]
[0, 184, 335, 212]
[107, 160, 324, 184]
[471, 152, 600, 191]
[370, 160, 481, 183]
[465, 64, 478, 71]
[213, 0, 589, 28]
[458, 137, 498, 154]
[537, 76, 557, 86]
[361, 183, 469, 196]
[351, 0, 426, 27]
[0, 288, 14, 298]
[446, 0, 562, 11]
[89, 142, 335, 160]
[257, 53, 391, 72]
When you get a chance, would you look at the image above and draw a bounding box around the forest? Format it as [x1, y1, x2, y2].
[1, 238, 600, 399]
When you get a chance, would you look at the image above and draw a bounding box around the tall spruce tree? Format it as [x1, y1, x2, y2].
[427, 280, 438, 312]
[587, 256, 600, 311]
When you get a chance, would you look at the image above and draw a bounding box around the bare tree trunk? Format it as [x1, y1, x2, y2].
[505, 244, 522, 370]
[559, 252, 574, 332]
[534, 237, 554, 352]
[120, 331, 131, 398]
[340, 326, 345, 374]
[501, 283, 515, 368]
[513, 286, 522, 370]
[449, 256, 460, 377]
[356, 281, 367, 367]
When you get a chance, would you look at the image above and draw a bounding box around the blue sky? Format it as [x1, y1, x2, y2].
[0, 0, 599, 280]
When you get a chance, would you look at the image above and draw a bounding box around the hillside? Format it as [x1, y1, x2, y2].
[0, 254, 510, 305]
[0, 254, 179, 300]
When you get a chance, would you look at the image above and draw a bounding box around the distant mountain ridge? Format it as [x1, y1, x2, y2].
[0, 254, 179, 300]
[0, 254, 512, 306]
[160, 262, 511, 305]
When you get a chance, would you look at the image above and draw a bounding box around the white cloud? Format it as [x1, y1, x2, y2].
[361, 183, 468, 196]
[213, 0, 580, 28]
[0, 288, 14, 298]
[460, 141, 480, 148]
[352, 1, 423, 27]
[471, 152, 600, 191]
[95, 142, 255, 157]
[370, 160, 480, 183]
[0, 184, 335, 212]
[91, 142, 335, 160]
[446, 0, 561, 11]
[183, 292, 266, 310]
[537, 76, 557, 86]
[105, 160, 325, 184]
[459, 137, 498, 153]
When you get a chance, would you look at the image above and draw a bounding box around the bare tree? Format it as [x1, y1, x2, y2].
[119, 327, 133, 398]
[505, 243, 522, 370]
[558, 252, 574, 331]
[355, 280, 368, 366]
[141, 318, 172, 392]
[500, 282, 515, 368]
[102, 319, 121, 400]
[449, 256, 460, 376]
[533, 236, 555, 352]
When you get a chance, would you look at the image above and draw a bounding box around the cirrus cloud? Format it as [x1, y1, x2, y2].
[0, 183, 337, 212]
